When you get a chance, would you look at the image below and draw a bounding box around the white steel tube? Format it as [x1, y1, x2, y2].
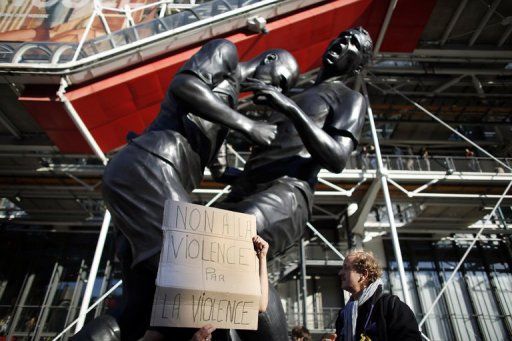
[317, 177, 350, 195]
[95, 0, 115, 48]
[205, 185, 231, 207]
[57, 78, 112, 333]
[307, 222, 345, 260]
[418, 179, 512, 328]
[362, 81, 413, 306]
[373, 0, 398, 55]
[57, 79, 108, 165]
[380, 176, 413, 305]
[440, 0, 468, 45]
[366, 78, 512, 172]
[53, 280, 123, 341]
[71, 10, 98, 62]
[0, 0, 289, 70]
[75, 210, 112, 333]
[125, 0, 175, 13]
[226, 144, 247, 164]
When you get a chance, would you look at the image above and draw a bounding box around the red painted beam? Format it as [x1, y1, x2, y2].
[19, 0, 435, 154]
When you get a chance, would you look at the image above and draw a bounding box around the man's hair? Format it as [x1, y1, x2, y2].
[345, 249, 382, 284]
[291, 325, 311, 340]
[341, 26, 373, 69]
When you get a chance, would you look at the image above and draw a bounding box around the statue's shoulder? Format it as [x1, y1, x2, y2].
[203, 39, 237, 56]
[326, 79, 352, 91]
[316, 80, 358, 98]
[181, 39, 239, 85]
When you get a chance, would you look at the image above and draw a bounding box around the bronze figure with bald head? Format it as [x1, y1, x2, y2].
[80, 39, 300, 341]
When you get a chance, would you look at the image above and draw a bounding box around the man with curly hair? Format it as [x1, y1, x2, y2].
[335, 249, 421, 341]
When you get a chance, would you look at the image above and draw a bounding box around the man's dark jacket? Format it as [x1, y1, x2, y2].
[335, 286, 421, 341]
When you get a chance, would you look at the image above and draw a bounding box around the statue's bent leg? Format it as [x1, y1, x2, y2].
[70, 315, 121, 341]
[117, 249, 159, 341]
[217, 177, 313, 341]
[218, 176, 313, 258]
[100, 143, 197, 340]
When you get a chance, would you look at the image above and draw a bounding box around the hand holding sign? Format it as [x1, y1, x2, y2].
[252, 236, 269, 258]
[191, 324, 216, 341]
[252, 235, 269, 313]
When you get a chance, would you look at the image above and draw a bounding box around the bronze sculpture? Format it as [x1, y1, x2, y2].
[77, 27, 372, 341]
[221, 27, 372, 261]
[218, 27, 372, 341]
[100, 39, 299, 340]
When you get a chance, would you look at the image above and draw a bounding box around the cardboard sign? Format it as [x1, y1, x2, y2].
[151, 201, 260, 330]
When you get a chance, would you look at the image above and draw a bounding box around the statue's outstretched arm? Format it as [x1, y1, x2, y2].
[170, 73, 276, 146]
[281, 98, 357, 173]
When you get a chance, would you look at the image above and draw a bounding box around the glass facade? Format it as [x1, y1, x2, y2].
[0, 0, 269, 64]
[383, 239, 512, 341]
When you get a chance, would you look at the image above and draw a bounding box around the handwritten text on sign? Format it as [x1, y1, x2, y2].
[151, 201, 260, 330]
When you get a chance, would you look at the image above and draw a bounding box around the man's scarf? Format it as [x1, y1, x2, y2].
[341, 278, 383, 341]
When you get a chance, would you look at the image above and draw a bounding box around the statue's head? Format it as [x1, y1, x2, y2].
[322, 27, 373, 75]
[252, 49, 299, 92]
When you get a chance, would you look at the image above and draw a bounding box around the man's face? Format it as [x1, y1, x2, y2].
[338, 255, 365, 294]
[323, 31, 363, 75]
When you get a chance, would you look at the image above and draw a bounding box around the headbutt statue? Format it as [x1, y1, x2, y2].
[73, 40, 298, 341]
[220, 26, 372, 261]
[216, 26, 372, 340]
[73, 26, 373, 341]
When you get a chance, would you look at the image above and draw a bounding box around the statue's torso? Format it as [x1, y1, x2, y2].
[243, 80, 354, 185]
[145, 39, 240, 171]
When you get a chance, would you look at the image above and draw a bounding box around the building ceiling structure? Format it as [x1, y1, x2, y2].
[0, 0, 511, 238]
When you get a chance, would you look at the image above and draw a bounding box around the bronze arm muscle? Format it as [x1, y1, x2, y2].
[170, 73, 277, 146]
[246, 81, 364, 173]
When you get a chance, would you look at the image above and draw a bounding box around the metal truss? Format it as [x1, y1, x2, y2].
[361, 77, 512, 338]
[0, 0, 324, 83]
[53, 279, 123, 341]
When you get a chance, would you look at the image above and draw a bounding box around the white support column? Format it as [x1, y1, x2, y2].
[373, 0, 398, 55]
[71, 9, 98, 62]
[307, 222, 345, 260]
[498, 23, 512, 47]
[299, 238, 308, 328]
[75, 211, 112, 333]
[440, 0, 468, 45]
[57, 79, 108, 166]
[53, 280, 123, 341]
[350, 178, 381, 235]
[468, 0, 502, 46]
[419, 179, 512, 328]
[94, 0, 116, 49]
[432, 74, 467, 94]
[33, 264, 63, 341]
[8, 274, 35, 339]
[64, 261, 87, 339]
[365, 77, 512, 172]
[95, 261, 112, 318]
[57, 78, 113, 334]
[362, 81, 413, 306]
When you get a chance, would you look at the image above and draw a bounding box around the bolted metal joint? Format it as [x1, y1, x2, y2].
[247, 16, 268, 34]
